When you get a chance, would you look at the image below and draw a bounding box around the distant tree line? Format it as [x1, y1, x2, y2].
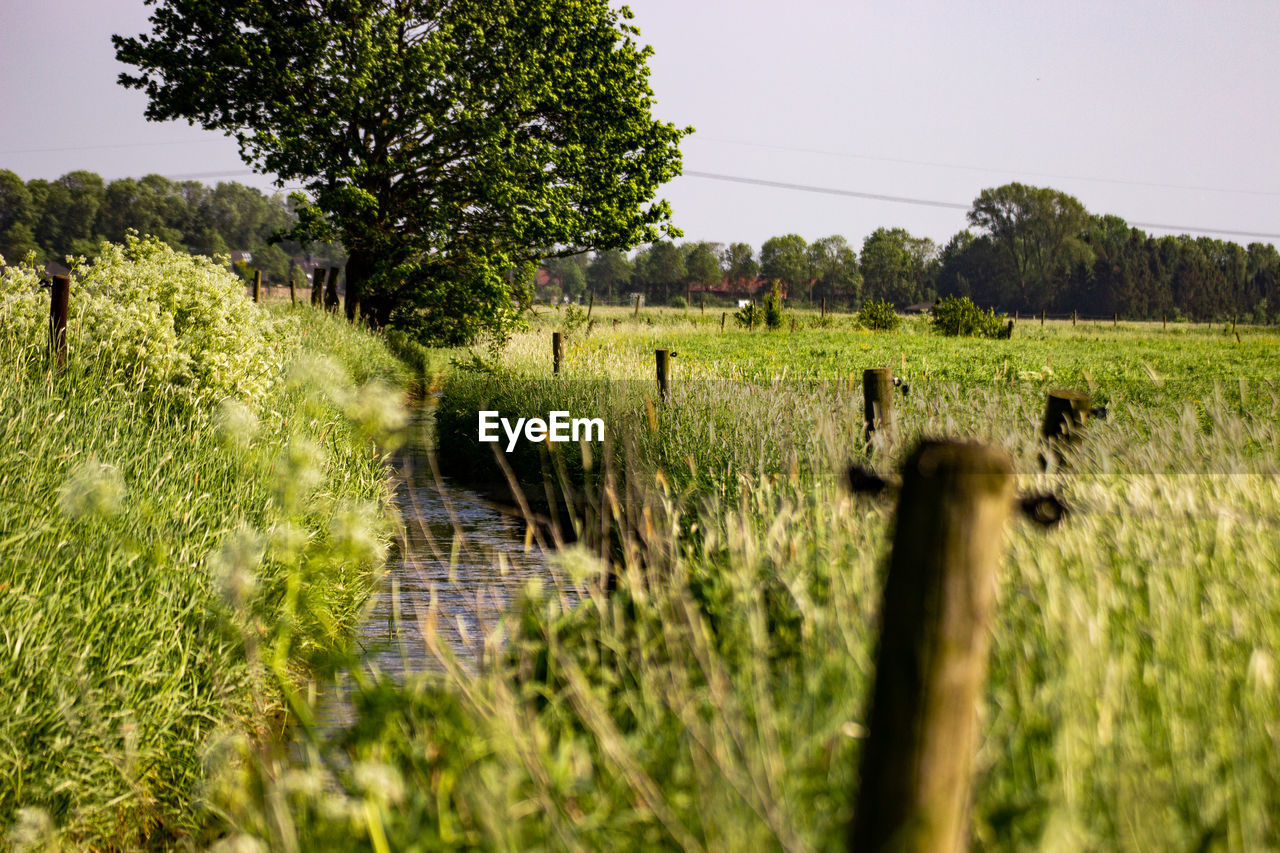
[0, 168, 343, 284]
[539, 182, 1280, 322]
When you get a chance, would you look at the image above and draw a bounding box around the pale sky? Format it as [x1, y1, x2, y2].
[2, 1, 1278, 251]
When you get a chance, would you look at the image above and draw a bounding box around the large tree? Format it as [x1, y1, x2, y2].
[760, 234, 809, 297]
[587, 249, 632, 300]
[115, 0, 687, 343]
[721, 242, 758, 291]
[682, 241, 724, 296]
[967, 182, 1092, 310]
[860, 227, 936, 307]
[633, 240, 685, 305]
[806, 234, 860, 303]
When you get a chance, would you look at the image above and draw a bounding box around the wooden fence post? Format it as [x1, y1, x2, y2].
[1041, 389, 1092, 441]
[850, 439, 1015, 853]
[720, 311, 727, 332]
[50, 274, 70, 368]
[1040, 309, 1045, 327]
[311, 268, 322, 306]
[1113, 312, 1118, 327]
[700, 294, 705, 314]
[587, 291, 595, 321]
[1072, 309, 1077, 327]
[634, 293, 642, 318]
[655, 349, 670, 400]
[552, 331, 564, 375]
[289, 274, 296, 306]
[822, 297, 827, 319]
[252, 269, 262, 303]
[1162, 313, 1166, 330]
[863, 367, 894, 443]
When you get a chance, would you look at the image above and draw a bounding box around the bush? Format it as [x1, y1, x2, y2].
[857, 298, 900, 331]
[931, 295, 1006, 338]
[2, 234, 275, 406]
[763, 283, 784, 330]
[669, 295, 688, 309]
[734, 302, 760, 330]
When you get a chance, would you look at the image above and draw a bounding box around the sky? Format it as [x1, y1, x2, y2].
[2, 0, 1279, 251]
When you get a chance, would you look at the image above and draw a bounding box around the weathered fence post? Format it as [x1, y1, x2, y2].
[634, 293, 642, 318]
[552, 331, 564, 375]
[50, 274, 70, 368]
[1162, 313, 1166, 330]
[863, 367, 894, 443]
[822, 297, 827, 319]
[587, 291, 595, 321]
[1113, 312, 1118, 327]
[850, 439, 1015, 853]
[252, 269, 262, 303]
[720, 311, 727, 332]
[700, 294, 705, 314]
[324, 266, 340, 312]
[1040, 309, 1045, 327]
[1072, 309, 1077, 327]
[289, 274, 296, 306]
[1041, 389, 1092, 441]
[655, 349, 670, 400]
[311, 268, 322, 306]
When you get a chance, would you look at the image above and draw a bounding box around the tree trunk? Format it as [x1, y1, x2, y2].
[344, 246, 382, 326]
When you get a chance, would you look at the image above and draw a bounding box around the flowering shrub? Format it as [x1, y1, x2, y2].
[1, 234, 275, 405]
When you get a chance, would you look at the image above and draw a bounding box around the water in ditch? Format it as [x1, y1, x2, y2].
[315, 404, 556, 727]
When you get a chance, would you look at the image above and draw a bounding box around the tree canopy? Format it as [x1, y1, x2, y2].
[967, 182, 1092, 308]
[860, 227, 935, 307]
[760, 234, 809, 296]
[115, 0, 689, 343]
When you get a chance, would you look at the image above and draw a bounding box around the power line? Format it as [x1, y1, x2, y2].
[680, 170, 1280, 241]
[163, 169, 259, 180]
[682, 169, 969, 210]
[0, 139, 226, 156]
[693, 135, 1280, 198]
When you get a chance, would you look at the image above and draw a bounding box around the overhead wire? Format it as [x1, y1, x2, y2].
[679, 170, 1280, 241]
[691, 135, 1280, 198]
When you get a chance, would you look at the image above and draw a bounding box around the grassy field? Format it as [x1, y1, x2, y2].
[0, 240, 409, 849]
[204, 304, 1280, 851]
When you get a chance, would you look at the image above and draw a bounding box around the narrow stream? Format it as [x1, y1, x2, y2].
[317, 405, 555, 726]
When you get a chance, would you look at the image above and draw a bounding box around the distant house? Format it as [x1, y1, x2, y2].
[904, 302, 934, 315]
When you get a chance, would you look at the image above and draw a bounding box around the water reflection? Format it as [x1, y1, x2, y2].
[316, 407, 555, 727]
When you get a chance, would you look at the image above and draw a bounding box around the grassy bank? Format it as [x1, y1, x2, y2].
[0, 238, 408, 848]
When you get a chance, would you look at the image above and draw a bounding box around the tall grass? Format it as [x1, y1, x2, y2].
[209, 410, 1280, 850]
[0, 241, 408, 849]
